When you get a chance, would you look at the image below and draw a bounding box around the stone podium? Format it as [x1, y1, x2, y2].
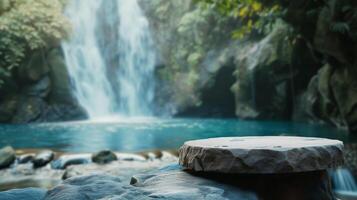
[179, 136, 344, 200]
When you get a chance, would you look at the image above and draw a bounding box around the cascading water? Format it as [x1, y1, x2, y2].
[332, 168, 357, 192]
[62, 0, 156, 120]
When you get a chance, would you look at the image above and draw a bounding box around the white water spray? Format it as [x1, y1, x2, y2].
[62, 0, 156, 119]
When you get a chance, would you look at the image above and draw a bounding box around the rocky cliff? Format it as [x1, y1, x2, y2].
[1, 0, 357, 134]
[141, 0, 357, 133]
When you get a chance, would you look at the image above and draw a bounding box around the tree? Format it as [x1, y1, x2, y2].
[0, 0, 69, 86]
[195, 0, 282, 39]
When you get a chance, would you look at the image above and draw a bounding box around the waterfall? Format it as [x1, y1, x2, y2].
[332, 168, 357, 192]
[62, 0, 156, 120]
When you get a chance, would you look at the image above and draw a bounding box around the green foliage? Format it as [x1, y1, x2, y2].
[0, 0, 69, 86]
[195, 0, 282, 39]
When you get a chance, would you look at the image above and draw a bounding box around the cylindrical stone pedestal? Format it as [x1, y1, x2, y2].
[179, 136, 344, 200]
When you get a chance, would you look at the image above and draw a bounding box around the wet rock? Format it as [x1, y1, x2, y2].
[131, 164, 258, 200]
[47, 171, 258, 200]
[0, 146, 15, 169]
[32, 150, 55, 168]
[0, 188, 47, 200]
[179, 136, 344, 174]
[17, 154, 35, 164]
[51, 154, 91, 170]
[91, 150, 118, 164]
[133, 164, 335, 200]
[44, 174, 145, 200]
[62, 168, 82, 180]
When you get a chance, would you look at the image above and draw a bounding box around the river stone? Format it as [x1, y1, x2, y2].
[51, 154, 91, 170]
[0, 146, 15, 169]
[179, 136, 344, 174]
[32, 150, 55, 168]
[91, 150, 118, 164]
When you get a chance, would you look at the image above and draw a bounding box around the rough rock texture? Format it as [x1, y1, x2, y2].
[42, 164, 336, 200]
[0, 146, 15, 169]
[0, 49, 85, 123]
[344, 143, 357, 177]
[44, 174, 143, 200]
[179, 137, 344, 174]
[141, 0, 239, 116]
[0, 188, 47, 200]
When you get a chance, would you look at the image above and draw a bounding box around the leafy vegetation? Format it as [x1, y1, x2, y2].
[0, 0, 69, 86]
[195, 0, 282, 39]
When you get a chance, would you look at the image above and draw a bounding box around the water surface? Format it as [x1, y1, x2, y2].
[0, 119, 354, 153]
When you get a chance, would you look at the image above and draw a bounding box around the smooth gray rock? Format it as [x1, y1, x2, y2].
[45, 166, 257, 200]
[0, 146, 15, 169]
[131, 164, 258, 200]
[179, 136, 344, 174]
[33, 150, 55, 168]
[0, 188, 47, 200]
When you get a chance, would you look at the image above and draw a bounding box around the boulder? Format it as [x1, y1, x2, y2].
[132, 164, 334, 200]
[179, 136, 344, 174]
[298, 64, 357, 133]
[91, 150, 118, 164]
[51, 154, 91, 170]
[0, 188, 47, 200]
[32, 150, 55, 168]
[131, 164, 258, 200]
[17, 154, 35, 164]
[0, 146, 15, 169]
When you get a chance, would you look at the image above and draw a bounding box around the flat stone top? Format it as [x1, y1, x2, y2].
[179, 136, 344, 174]
[183, 136, 343, 150]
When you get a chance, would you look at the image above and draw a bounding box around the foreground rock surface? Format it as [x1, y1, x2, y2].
[43, 164, 335, 200]
[0, 188, 47, 200]
[179, 136, 344, 174]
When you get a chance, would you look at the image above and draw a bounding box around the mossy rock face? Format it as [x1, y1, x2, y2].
[18, 51, 50, 83]
[47, 48, 75, 105]
[298, 64, 357, 133]
[232, 20, 295, 120]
